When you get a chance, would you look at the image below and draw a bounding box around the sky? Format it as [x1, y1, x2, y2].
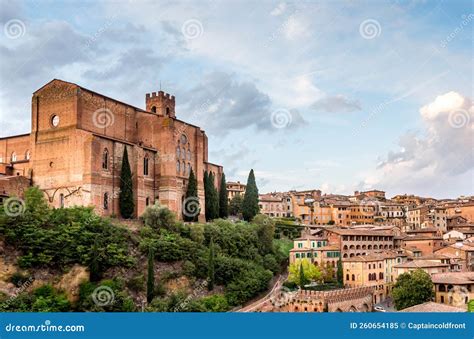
[0, 0, 472, 199]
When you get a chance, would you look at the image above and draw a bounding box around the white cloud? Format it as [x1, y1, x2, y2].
[271, 3, 287, 16]
[360, 91, 473, 197]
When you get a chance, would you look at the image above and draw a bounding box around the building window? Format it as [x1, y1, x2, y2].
[182, 161, 185, 174]
[151, 106, 156, 113]
[176, 147, 180, 159]
[187, 149, 191, 160]
[166, 107, 170, 116]
[25, 150, 30, 160]
[11, 152, 17, 162]
[146, 197, 150, 206]
[59, 193, 64, 208]
[102, 148, 109, 170]
[143, 156, 149, 176]
[176, 161, 180, 173]
[103, 193, 109, 210]
[0, 154, 2, 163]
[187, 163, 191, 175]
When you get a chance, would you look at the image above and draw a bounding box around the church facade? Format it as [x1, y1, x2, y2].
[0, 79, 223, 221]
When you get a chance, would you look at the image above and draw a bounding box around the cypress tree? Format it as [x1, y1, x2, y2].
[219, 173, 228, 218]
[242, 169, 259, 221]
[229, 193, 243, 217]
[208, 237, 215, 290]
[183, 168, 199, 222]
[337, 257, 343, 285]
[119, 147, 134, 218]
[89, 239, 101, 282]
[206, 172, 219, 221]
[147, 247, 155, 303]
[204, 171, 210, 221]
[299, 261, 306, 288]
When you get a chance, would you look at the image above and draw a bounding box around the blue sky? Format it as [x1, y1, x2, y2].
[0, 0, 472, 198]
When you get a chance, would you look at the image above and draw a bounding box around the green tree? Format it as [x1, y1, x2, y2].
[89, 239, 101, 282]
[288, 259, 322, 287]
[299, 261, 307, 288]
[253, 214, 275, 255]
[219, 173, 228, 218]
[392, 269, 434, 310]
[208, 237, 215, 290]
[336, 257, 343, 285]
[205, 172, 219, 221]
[229, 194, 243, 216]
[183, 168, 199, 222]
[204, 171, 210, 220]
[322, 262, 335, 283]
[119, 147, 134, 218]
[147, 247, 155, 303]
[327, 220, 335, 225]
[242, 169, 259, 221]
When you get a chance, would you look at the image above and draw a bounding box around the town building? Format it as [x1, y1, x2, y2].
[432, 272, 474, 308]
[0, 79, 223, 220]
[289, 234, 340, 268]
[325, 228, 395, 258]
[226, 181, 246, 202]
[393, 260, 449, 277]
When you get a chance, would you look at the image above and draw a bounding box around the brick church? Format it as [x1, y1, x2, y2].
[0, 79, 223, 221]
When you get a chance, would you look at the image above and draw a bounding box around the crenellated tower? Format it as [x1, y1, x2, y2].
[145, 91, 175, 117]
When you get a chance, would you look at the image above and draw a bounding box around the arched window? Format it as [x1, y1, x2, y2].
[368, 273, 372, 281]
[103, 193, 109, 210]
[102, 148, 108, 170]
[11, 152, 17, 162]
[346, 274, 349, 281]
[151, 106, 156, 113]
[379, 272, 383, 279]
[59, 193, 64, 208]
[146, 197, 150, 206]
[176, 147, 180, 159]
[187, 149, 191, 160]
[176, 161, 180, 173]
[143, 155, 149, 176]
[166, 107, 170, 116]
[352, 274, 355, 281]
[25, 150, 30, 160]
[187, 163, 191, 175]
[181, 161, 186, 174]
[181, 148, 185, 159]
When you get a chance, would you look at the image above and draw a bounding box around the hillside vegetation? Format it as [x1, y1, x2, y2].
[0, 187, 291, 312]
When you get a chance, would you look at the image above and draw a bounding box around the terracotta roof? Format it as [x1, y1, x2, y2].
[294, 235, 327, 241]
[403, 235, 443, 241]
[407, 227, 439, 233]
[400, 302, 465, 312]
[394, 260, 449, 269]
[431, 272, 474, 284]
[326, 228, 393, 236]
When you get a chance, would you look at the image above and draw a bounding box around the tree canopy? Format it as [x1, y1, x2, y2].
[392, 269, 434, 310]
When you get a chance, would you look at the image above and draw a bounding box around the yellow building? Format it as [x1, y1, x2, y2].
[226, 181, 246, 201]
[342, 254, 387, 304]
[289, 234, 340, 268]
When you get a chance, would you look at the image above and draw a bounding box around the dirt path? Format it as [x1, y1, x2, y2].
[237, 272, 287, 312]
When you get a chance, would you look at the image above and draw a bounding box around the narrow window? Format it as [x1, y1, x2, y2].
[176, 161, 180, 173]
[59, 194, 64, 208]
[104, 192, 109, 210]
[11, 152, 17, 162]
[146, 197, 150, 206]
[102, 148, 109, 170]
[143, 156, 149, 176]
[25, 150, 30, 160]
[151, 106, 156, 113]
